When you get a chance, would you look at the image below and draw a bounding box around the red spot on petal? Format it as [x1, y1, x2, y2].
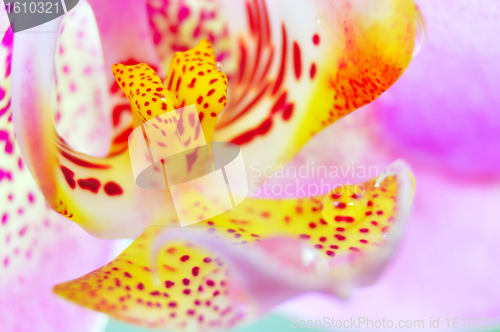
[60, 166, 75, 189]
[334, 234, 346, 241]
[104, 182, 123, 196]
[77, 178, 101, 193]
[313, 34, 320, 45]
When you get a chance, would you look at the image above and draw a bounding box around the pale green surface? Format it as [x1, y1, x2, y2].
[103, 314, 319, 332]
[104, 314, 500, 332]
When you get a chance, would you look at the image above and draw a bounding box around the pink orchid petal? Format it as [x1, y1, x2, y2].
[0, 27, 116, 331]
[374, 0, 500, 178]
[55, 1, 112, 157]
[83, 0, 162, 153]
[86, 0, 161, 79]
[147, 0, 232, 72]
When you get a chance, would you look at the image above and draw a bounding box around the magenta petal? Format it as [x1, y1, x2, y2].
[0, 215, 116, 332]
[374, 0, 500, 177]
[1, 27, 116, 331]
[55, 1, 112, 157]
[86, 0, 162, 80]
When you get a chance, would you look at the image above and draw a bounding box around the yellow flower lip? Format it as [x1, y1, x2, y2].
[53, 160, 416, 329]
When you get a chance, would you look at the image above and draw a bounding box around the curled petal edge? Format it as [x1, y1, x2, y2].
[149, 160, 415, 313]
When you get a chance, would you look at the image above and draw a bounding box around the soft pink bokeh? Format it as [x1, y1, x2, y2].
[375, 0, 500, 178]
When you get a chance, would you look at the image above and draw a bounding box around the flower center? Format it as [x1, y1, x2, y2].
[112, 39, 228, 146]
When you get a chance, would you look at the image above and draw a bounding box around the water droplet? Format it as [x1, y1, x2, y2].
[382, 226, 393, 239]
[301, 246, 315, 267]
[316, 15, 322, 24]
[322, 185, 370, 229]
[216, 62, 223, 72]
[412, 6, 426, 58]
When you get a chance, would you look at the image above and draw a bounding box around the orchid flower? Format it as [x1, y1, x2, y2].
[4, 0, 420, 330]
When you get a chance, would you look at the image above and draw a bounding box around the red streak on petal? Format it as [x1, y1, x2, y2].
[271, 92, 287, 114]
[248, 0, 262, 85]
[113, 127, 133, 144]
[261, 0, 271, 45]
[246, 2, 256, 35]
[257, 46, 275, 84]
[60, 151, 110, 169]
[232, 83, 270, 125]
[112, 104, 131, 127]
[0, 100, 11, 118]
[272, 24, 287, 95]
[231, 118, 272, 145]
[293, 41, 302, 80]
[238, 41, 247, 84]
[282, 103, 294, 120]
[310, 63, 317, 80]
[168, 70, 175, 91]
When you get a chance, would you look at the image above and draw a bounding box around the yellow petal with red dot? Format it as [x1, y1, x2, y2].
[204, 161, 416, 259]
[164, 40, 228, 145]
[54, 162, 415, 329]
[214, 0, 418, 169]
[54, 228, 246, 330]
[112, 63, 178, 127]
